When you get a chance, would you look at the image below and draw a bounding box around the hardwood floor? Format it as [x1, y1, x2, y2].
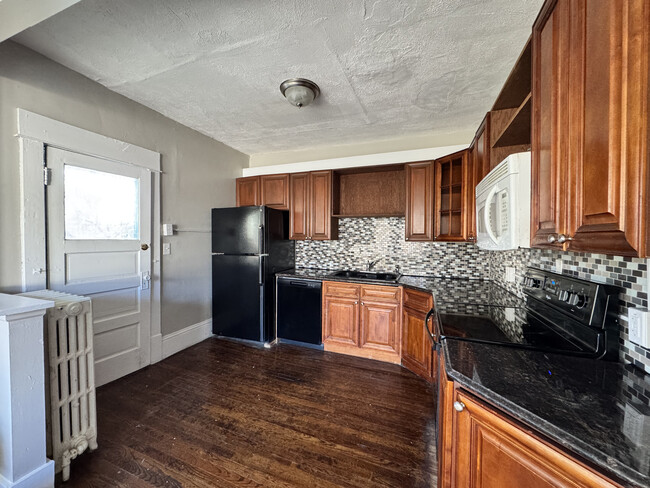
[61, 338, 437, 487]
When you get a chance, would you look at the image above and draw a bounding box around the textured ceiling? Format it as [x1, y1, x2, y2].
[14, 0, 544, 155]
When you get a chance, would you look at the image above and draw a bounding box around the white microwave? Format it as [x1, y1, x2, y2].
[475, 152, 531, 250]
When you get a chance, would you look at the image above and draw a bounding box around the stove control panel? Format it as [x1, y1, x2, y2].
[522, 268, 617, 328]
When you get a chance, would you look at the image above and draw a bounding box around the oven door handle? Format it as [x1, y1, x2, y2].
[424, 308, 437, 344]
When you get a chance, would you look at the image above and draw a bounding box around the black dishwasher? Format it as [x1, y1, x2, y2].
[276, 277, 322, 347]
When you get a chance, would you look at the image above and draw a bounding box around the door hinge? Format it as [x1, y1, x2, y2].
[43, 167, 52, 186]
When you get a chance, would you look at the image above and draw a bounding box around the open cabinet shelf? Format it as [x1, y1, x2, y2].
[492, 93, 531, 147]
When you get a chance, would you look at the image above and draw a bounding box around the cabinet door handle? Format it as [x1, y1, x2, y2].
[557, 234, 573, 243]
[453, 401, 465, 412]
[424, 308, 437, 344]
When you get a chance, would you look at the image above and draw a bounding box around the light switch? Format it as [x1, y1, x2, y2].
[162, 224, 174, 236]
[505, 267, 516, 283]
[162, 242, 171, 255]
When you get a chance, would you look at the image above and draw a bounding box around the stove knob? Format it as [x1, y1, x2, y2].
[568, 293, 586, 308]
[558, 290, 570, 302]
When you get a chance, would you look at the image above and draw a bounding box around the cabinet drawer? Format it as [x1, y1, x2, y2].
[403, 288, 433, 312]
[361, 284, 401, 303]
[323, 281, 360, 299]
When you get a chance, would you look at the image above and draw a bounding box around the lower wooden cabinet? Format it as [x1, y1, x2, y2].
[322, 281, 401, 363]
[401, 288, 435, 382]
[438, 366, 623, 488]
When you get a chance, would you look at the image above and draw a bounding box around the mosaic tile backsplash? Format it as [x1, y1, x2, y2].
[295, 217, 650, 372]
[296, 217, 492, 278]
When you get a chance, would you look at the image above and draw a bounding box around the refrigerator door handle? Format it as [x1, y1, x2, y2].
[258, 225, 264, 254]
[259, 255, 265, 285]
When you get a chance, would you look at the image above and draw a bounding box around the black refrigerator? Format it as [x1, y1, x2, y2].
[211, 206, 294, 343]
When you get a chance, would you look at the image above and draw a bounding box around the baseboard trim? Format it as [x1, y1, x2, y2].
[150, 333, 163, 364]
[0, 459, 54, 488]
[162, 319, 213, 359]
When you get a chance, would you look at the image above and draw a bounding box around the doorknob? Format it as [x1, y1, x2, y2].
[141, 244, 149, 251]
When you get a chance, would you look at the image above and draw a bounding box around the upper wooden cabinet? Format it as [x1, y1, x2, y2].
[235, 176, 260, 207]
[434, 150, 472, 242]
[531, 0, 650, 256]
[474, 115, 491, 181]
[405, 153, 475, 243]
[405, 161, 435, 241]
[236, 174, 289, 210]
[289, 173, 310, 240]
[260, 174, 290, 210]
[310, 171, 337, 240]
[332, 165, 406, 218]
[322, 281, 401, 364]
[289, 171, 338, 241]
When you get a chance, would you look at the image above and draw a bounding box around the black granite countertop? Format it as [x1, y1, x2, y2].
[276, 268, 523, 308]
[277, 268, 649, 485]
[443, 339, 650, 488]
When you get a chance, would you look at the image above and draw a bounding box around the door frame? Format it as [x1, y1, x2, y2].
[15, 108, 164, 363]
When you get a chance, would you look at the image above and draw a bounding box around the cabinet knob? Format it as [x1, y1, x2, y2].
[557, 234, 573, 243]
[547, 234, 557, 243]
[453, 401, 466, 412]
[354, 301, 358, 305]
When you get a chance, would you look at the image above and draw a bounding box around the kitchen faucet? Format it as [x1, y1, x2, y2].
[367, 256, 383, 271]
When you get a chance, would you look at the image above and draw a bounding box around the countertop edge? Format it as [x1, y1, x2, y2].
[442, 340, 647, 488]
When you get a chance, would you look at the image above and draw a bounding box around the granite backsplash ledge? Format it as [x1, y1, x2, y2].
[295, 217, 650, 373]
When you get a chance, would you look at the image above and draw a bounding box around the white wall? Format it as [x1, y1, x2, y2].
[249, 129, 473, 167]
[0, 41, 249, 335]
[0, 0, 82, 42]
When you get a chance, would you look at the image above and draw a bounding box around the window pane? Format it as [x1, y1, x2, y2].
[64, 165, 140, 240]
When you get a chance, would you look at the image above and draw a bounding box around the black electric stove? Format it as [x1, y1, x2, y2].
[436, 268, 620, 360]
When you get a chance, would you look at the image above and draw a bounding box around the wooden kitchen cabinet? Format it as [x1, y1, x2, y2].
[236, 174, 289, 209]
[405, 161, 435, 241]
[289, 171, 338, 240]
[474, 114, 491, 180]
[260, 174, 289, 210]
[531, 0, 650, 257]
[442, 388, 622, 488]
[310, 171, 336, 240]
[322, 281, 401, 363]
[235, 176, 260, 207]
[434, 149, 472, 241]
[401, 288, 435, 382]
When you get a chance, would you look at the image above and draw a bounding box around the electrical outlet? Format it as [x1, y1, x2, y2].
[505, 267, 516, 283]
[555, 258, 563, 273]
[629, 308, 650, 348]
[162, 242, 171, 255]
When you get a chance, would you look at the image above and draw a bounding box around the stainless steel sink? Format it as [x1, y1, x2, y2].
[329, 270, 401, 283]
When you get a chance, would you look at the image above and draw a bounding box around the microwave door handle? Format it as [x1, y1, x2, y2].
[484, 186, 499, 244]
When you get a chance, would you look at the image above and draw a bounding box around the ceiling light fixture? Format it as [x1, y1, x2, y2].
[280, 78, 320, 108]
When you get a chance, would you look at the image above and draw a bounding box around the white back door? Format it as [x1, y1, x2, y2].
[46, 147, 152, 387]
